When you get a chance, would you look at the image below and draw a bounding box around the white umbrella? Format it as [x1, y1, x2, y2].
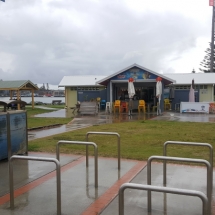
[128, 78, 135, 115]
[128, 81, 135, 99]
[156, 80, 162, 115]
[189, 79, 195, 102]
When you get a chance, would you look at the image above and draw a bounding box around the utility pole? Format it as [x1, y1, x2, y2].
[210, 2, 215, 73]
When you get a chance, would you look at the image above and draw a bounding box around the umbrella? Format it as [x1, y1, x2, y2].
[128, 78, 135, 99]
[189, 79, 195, 102]
[128, 77, 135, 115]
[156, 77, 162, 115]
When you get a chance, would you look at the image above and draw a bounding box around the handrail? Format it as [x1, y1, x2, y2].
[86, 131, 121, 169]
[163, 141, 213, 185]
[119, 183, 208, 215]
[56, 140, 98, 188]
[9, 155, 61, 215]
[147, 155, 212, 215]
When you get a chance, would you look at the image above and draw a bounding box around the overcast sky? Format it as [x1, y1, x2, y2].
[0, 0, 213, 86]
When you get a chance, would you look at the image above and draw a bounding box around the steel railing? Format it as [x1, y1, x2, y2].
[9, 155, 61, 215]
[163, 141, 213, 185]
[147, 155, 212, 215]
[56, 140, 98, 188]
[119, 183, 208, 215]
[86, 132, 121, 169]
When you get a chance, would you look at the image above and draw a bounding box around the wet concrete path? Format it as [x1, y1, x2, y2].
[0, 153, 214, 215]
[28, 108, 215, 141]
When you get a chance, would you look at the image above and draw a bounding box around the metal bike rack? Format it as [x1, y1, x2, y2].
[56, 140, 98, 188]
[86, 131, 121, 170]
[147, 155, 212, 215]
[163, 141, 213, 185]
[119, 183, 208, 215]
[9, 155, 61, 215]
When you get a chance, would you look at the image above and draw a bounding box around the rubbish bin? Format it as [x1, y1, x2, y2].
[0, 112, 8, 160]
[0, 110, 28, 160]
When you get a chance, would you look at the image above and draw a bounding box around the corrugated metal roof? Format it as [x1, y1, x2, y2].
[164, 73, 215, 85]
[0, 80, 39, 90]
[58, 75, 107, 87]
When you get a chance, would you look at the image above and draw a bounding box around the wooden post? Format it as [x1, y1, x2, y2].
[17, 90, 20, 110]
[10, 90, 12, 100]
[32, 90, 34, 109]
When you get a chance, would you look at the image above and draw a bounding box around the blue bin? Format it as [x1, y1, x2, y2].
[0, 111, 28, 160]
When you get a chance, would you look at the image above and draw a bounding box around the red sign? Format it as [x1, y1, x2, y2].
[209, 0, 214, 6]
[117, 75, 125, 79]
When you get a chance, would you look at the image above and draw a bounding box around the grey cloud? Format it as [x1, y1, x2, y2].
[0, 0, 211, 84]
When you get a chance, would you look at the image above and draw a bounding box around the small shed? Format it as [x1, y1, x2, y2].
[0, 80, 39, 109]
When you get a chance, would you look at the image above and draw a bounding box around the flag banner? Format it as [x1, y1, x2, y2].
[209, 0, 214, 6]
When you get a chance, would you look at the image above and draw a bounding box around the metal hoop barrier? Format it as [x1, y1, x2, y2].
[56, 140, 98, 188]
[163, 141, 213, 185]
[119, 183, 208, 215]
[147, 156, 212, 215]
[86, 132, 121, 170]
[9, 155, 61, 215]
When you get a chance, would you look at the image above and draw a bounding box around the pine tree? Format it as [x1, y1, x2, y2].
[199, 42, 215, 73]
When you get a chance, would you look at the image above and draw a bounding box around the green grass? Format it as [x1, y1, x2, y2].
[28, 120, 215, 165]
[26, 106, 71, 128]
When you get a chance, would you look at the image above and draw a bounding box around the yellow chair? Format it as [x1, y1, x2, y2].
[164, 99, 171, 110]
[113, 100, 121, 113]
[138, 100, 146, 113]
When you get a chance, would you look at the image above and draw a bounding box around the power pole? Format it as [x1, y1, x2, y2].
[210, 4, 215, 73]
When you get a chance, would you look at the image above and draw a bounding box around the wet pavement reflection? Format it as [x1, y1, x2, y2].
[28, 109, 215, 141]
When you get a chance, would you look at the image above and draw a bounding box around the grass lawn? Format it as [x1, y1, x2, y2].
[28, 119, 215, 165]
[26, 106, 71, 128]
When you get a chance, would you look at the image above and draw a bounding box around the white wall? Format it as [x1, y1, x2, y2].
[65, 87, 77, 107]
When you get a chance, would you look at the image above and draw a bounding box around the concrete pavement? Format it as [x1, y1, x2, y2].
[0, 152, 213, 215]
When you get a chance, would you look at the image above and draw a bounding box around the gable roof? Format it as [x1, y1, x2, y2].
[96, 63, 175, 85]
[58, 75, 106, 87]
[164, 73, 215, 85]
[0, 80, 39, 90]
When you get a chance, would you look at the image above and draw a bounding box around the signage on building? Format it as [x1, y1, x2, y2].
[113, 68, 157, 81]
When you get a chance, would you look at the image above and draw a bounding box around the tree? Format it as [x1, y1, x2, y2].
[199, 42, 215, 73]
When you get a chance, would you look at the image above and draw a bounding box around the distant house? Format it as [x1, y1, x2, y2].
[164, 73, 215, 105]
[58, 75, 106, 108]
[59, 64, 215, 110]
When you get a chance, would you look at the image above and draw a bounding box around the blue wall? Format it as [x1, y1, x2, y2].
[171, 90, 199, 110]
[77, 89, 107, 102]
